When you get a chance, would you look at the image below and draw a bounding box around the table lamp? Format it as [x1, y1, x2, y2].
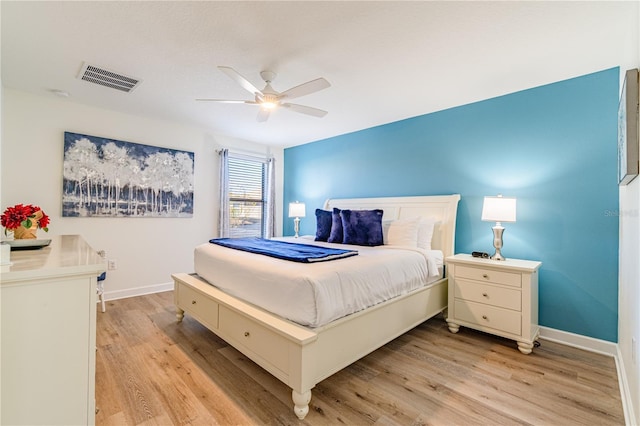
[288, 201, 306, 238]
[481, 195, 517, 261]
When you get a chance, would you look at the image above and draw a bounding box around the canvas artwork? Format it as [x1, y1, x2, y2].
[618, 69, 639, 186]
[62, 132, 194, 217]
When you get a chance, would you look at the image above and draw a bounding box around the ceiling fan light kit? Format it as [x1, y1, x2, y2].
[197, 66, 330, 122]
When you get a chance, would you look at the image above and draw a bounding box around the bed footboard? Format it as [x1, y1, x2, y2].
[172, 272, 447, 420]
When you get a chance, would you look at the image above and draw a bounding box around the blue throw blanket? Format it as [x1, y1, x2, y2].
[209, 237, 358, 263]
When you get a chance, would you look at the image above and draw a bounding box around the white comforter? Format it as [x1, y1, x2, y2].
[194, 237, 443, 328]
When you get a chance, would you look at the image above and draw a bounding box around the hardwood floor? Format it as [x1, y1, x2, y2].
[95, 291, 625, 425]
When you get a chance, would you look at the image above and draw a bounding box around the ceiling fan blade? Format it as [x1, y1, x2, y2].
[218, 66, 264, 98]
[195, 99, 258, 104]
[256, 108, 270, 122]
[279, 78, 330, 100]
[281, 103, 328, 118]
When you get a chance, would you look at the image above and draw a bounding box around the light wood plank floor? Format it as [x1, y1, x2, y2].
[96, 291, 625, 425]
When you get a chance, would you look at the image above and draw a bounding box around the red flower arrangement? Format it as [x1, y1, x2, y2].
[1, 204, 50, 235]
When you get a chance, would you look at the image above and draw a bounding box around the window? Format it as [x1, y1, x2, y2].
[228, 154, 267, 238]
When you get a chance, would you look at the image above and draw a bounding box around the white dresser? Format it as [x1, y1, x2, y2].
[1, 235, 106, 425]
[445, 253, 542, 354]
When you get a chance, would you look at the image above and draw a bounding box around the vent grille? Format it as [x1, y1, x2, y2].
[77, 62, 141, 93]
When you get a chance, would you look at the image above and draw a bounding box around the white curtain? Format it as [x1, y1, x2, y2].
[264, 156, 276, 238]
[218, 149, 230, 238]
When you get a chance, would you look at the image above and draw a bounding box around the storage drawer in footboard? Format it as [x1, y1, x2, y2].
[218, 305, 289, 374]
[176, 281, 219, 330]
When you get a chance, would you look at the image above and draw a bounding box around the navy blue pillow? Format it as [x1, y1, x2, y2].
[340, 209, 384, 246]
[327, 208, 343, 243]
[314, 209, 332, 241]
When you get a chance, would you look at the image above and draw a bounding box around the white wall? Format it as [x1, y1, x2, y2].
[1, 88, 284, 299]
[619, 181, 639, 425]
[618, 3, 640, 423]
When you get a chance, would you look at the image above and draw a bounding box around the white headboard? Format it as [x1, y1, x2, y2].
[324, 194, 461, 258]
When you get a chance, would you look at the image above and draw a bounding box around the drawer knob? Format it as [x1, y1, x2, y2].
[191, 300, 197, 305]
[244, 331, 250, 337]
[482, 274, 489, 279]
[482, 292, 488, 297]
[482, 315, 488, 320]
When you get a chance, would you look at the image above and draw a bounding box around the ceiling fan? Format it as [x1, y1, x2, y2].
[197, 66, 330, 122]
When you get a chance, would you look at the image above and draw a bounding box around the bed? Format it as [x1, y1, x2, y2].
[172, 194, 460, 419]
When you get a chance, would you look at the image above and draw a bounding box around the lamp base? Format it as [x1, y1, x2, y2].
[293, 217, 300, 238]
[490, 224, 506, 261]
[490, 251, 506, 261]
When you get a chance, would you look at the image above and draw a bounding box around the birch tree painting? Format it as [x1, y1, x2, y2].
[62, 132, 194, 217]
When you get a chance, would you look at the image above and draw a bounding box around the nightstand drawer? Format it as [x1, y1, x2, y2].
[454, 300, 521, 335]
[454, 279, 521, 311]
[456, 265, 521, 288]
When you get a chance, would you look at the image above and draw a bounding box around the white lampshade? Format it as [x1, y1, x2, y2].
[481, 196, 516, 223]
[288, 202, 306, 218]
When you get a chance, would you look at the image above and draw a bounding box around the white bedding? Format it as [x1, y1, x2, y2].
[194, 237, 443, 328]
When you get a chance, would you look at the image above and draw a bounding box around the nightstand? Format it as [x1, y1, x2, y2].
[445, 254, 542, 354]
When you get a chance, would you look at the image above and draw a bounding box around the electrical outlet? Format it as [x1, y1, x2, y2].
[108, 259, 117, 270]
[632, 338, 637, 364]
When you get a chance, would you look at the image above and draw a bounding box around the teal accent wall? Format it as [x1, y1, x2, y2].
[284, 68, 620, 342]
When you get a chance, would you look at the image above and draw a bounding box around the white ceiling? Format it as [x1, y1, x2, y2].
[1, 1, 637, 147]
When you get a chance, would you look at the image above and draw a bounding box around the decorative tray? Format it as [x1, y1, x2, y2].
[3, 239, 52, 250]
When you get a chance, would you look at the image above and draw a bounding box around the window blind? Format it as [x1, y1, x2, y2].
[228, 156, 266, 238]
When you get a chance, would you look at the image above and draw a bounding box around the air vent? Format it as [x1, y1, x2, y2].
[77, 62, 141, 93]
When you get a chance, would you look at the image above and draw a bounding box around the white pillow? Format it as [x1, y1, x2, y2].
[386, 217, 421, 247]
[381, 220, 393, 244]
[417, 219, 438, 250]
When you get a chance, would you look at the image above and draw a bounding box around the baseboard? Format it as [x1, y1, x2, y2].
[102, 281, 174, 301]
[616, 345, 638, 426]
[539, 325, 617, 356]
[540, 326, 636, 426]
